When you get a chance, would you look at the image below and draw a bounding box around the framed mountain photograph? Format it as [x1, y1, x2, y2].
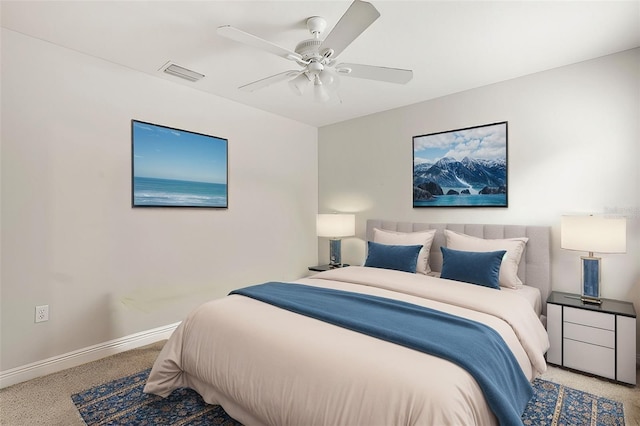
[413, 122, 508, 207]
[131, 120, 228, 208]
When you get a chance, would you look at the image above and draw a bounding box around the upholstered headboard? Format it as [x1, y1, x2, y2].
[366, 220, 551, 316]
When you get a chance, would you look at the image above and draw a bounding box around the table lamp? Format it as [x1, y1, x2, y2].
[561, 215, 626, 304]
[317, 214, 355, 266]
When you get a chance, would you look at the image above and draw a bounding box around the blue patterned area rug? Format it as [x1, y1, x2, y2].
[523, 378, 625, 426]
[72, 369, 624, 425]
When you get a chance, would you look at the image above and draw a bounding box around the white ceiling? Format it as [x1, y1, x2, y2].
[2, 1, 639, 127]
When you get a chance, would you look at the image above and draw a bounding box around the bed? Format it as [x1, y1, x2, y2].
[144, 220, 551, 425]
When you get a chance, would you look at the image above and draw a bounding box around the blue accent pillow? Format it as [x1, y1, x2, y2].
[440, 247, 506, 289]
[364, 241, 423, 273]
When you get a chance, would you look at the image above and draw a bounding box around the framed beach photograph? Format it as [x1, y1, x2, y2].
[413, 122, 508, 208]
[131, 120, 228, 208]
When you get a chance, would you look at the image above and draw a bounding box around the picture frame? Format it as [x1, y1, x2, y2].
[131, 120, 228, 208]
[413, 121, 508, 207]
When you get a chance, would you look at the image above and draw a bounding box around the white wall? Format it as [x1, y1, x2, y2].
[319, 49, 640, 352]
[1, 29, 318, 372]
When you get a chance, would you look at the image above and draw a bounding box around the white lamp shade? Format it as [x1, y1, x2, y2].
[317, 214, 355, 238]
[561, 215, 627, 253]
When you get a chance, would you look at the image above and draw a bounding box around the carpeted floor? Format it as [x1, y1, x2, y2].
[0, 342, 165, 426]
[1, 340, 639, 425]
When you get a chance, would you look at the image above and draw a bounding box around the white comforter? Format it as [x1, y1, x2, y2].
[144, 266, 549, 426]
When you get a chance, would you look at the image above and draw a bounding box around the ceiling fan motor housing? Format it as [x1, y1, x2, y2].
[295, 39, 323, 61]
[294, 16, 328, 61]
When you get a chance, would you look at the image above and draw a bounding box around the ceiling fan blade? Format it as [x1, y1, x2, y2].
[217, 25, 303, 62]
[336, 63, 413, 84]
[318, 0, 380, 58]
[239, 70, 301, 92]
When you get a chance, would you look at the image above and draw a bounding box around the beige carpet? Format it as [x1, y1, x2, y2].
[0, 342, 164, 426]
[0, 340, 638, 425]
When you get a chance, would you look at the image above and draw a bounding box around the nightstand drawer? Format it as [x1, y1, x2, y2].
[564, 307, 614, 330]
[563, 322, 615, 348]
[563, 338, 615, 379]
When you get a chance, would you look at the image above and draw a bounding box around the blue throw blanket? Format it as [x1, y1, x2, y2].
[230, 282, 532, 425]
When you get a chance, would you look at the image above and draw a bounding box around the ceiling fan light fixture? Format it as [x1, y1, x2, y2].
[319, 69, 339, 90]
[314, 83, 330, 103]
[289, 73, 310, 96]
[307, 61, 323, 74]
[313, 75, 332, 103]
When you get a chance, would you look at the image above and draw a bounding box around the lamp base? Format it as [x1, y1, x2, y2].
[580, 296, 602, 305]
[580, 255, 601, 302]
[329, 238, 342, 267]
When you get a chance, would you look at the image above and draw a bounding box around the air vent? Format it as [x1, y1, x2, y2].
[159, 61, 205, 82]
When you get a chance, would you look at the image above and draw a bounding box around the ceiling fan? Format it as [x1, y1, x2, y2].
[217, 0, 413, 103]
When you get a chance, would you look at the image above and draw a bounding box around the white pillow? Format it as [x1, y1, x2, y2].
[444, 230, 528, 289]
[373, 228, 436, 274]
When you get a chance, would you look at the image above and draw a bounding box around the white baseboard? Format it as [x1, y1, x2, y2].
[0, 322, 180, 389]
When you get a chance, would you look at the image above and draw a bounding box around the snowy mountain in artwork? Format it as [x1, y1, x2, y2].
[413, 156, 506, 193]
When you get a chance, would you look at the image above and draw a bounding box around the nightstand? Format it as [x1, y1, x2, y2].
[308, 264, 349, 273]
[546, 291, 636, 385]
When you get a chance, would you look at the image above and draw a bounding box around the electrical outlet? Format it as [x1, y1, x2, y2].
[35, 305, 49, 323]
